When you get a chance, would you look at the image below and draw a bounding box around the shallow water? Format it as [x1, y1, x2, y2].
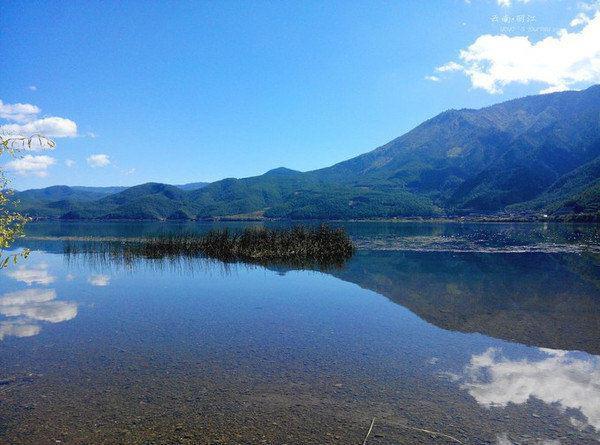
[1, 221, 599, 444]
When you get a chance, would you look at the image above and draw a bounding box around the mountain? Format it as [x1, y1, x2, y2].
[174, 182, 209, 191]
[13, 86, 600, 220]
[13, 185, 128, 219]
[508, 156, 600, 216]
[310, 85, 600, 214]
[16, 185, 126, 202]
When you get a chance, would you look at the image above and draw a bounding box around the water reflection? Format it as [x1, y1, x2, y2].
[0, 319, 40, 340]
[0, 263, 77, 340]
[5, 263, 56, 285]
[88, 274, 110, 286]
[20, 220, 600, 249]
[2, 229, 600, 443]
[0, 288, 57, 306]
[458, 348, 600, 433]
[330, 250, 600, 356]
[49, 239, 600, 356]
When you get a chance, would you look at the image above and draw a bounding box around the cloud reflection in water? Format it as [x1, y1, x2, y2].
[0, 282, 77, 340]
[0, 319, 41, 340]
[5, 263, 56, 285]
[460, 347, 600, 432]
[88, 274, 110, 286]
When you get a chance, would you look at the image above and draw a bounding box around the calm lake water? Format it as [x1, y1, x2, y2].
[1, 221, 599, 444]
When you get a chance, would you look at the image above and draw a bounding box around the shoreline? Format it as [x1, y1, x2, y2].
[21, 235, 600, 255]
[23, 216, 600, 224]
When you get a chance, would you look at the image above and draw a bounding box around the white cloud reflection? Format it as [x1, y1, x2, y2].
[0, 288, 57, 306]
[1, 300, 77, 323]
[5, 263, 56, 285]
[0, 319, 41, 340]
[0, 288, 77, 340]
[88, 274, 110, 286]
[460, 347, 600, 432]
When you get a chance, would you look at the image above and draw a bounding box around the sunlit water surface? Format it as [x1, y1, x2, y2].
[1, 221, 599, 444]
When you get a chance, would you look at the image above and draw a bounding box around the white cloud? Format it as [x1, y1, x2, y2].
[580, 1, 600, 12]
[88, 274, 110, 286]
[65, 159, 76, 167]
[460, 347, 600, 431]
[434, 11, 600, 94]
[425, 75, 441, 82]
[87, 154, 110, 168]
[5, 264, 56, 286]
[28, 85, 37, 92]
[0, 100, 40, 123]
[4, 154, 56, 177]
[497, 0, 531, 6]
[0, 99, 77, 142]
[571, 12, 592, 27]
[436, 61, 463, 73]
[1, 117, 77, 138]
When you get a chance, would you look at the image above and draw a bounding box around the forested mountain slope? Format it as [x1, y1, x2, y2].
[14, 86, 600, 220]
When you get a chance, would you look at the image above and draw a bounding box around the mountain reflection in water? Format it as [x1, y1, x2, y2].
[56, 240, 600, 355]
[2, 224, 599, 444]
[59, 242, 600, 430]
[76, 246, 599, 357]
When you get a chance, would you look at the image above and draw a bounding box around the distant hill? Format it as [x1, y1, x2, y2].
[16, 185, 126, 202]
[174, 182, 209, 191]
[13, 85, 600, 220]
[13, 185, 128, 219]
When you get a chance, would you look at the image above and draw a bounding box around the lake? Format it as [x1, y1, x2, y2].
[1, 221, 599, 444]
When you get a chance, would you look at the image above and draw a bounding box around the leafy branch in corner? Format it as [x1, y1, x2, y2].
[0, 133, 55, 267]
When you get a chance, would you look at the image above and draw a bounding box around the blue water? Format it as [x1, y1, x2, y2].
[1, 221, 599, 444]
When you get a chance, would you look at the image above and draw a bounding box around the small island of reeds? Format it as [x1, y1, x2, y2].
[63, 225, 355, 269]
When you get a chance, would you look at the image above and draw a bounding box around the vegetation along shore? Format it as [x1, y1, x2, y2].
[62, 225, 355, 269]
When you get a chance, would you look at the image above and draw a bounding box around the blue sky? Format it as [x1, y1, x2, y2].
[1, 0, 599, 189]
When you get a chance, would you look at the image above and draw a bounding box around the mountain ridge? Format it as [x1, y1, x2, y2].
[13, 85, 600, 221]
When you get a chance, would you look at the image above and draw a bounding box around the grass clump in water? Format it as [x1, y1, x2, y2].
[64, 225, 355, 269]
